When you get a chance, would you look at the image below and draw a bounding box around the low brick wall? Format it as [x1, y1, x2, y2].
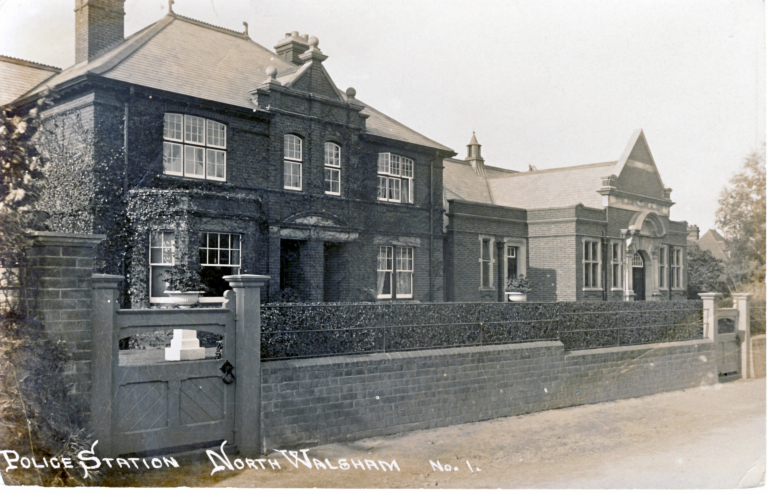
[752, 335, 766, 378]
[260, 339, 717, 450]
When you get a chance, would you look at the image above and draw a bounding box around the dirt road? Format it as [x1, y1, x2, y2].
[102, 378, 765, 488]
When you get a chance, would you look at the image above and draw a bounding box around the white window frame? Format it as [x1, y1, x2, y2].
[611, 241, 622, 290]
[479, 236, 495, 289]
[163, 113, 227, 182]
[149, 231, 175, 304]
[324, 142, 341, 196]
[377, 246, 393, 299]
[583, 239, 601, 289]
[671, 247, 683, 289]
[506, 245, 518, 283]
[377, 152, 414, 204]
[284, 134, 303, 190]
[659, 246, 667, 289]
[395, 247, 414, 299]
[200, 232, 242, 269]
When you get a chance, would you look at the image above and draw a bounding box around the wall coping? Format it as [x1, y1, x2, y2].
[27, 231, 106, 247]
[566, 338, 712, 358]
[263, 340, 564, 369]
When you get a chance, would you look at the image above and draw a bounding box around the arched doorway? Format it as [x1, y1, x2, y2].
[632, 251, 645, 301]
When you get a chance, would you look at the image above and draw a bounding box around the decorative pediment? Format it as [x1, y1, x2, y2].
[282, 211, 346, 228]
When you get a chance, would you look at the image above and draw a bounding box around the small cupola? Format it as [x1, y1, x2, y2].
[74, 0, 126, 64]
[275, 31, 310, 65]
[465, 132, 486, 176]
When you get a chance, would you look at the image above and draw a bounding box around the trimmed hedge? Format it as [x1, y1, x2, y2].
[261, 301, 704, 360]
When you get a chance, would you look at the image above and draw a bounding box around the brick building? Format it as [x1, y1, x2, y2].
[2, 0, 454, 306]
[443, 131, 690, 302]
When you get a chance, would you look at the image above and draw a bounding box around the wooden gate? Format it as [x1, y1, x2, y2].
[91, 274, 268, 457]
[714, 309, 741, 378]
[111, 294, 236, 456]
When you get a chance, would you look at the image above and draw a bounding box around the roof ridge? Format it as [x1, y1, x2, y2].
[488, 160, 617, 180]
[172, 13, 249, 39]
[0, 55, 60, 72]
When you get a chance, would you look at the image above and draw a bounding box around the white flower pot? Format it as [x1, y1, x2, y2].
[164, 291, 204, 307]
[505, 292, 527, 302]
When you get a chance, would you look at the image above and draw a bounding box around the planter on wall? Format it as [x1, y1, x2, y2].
[164, 291, 204, 308]
[505, 292, 527, 302]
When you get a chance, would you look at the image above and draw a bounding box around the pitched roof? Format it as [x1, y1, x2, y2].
[444, 129, 669, 210]
[12, 14, 452, 153]
[0, 55, 60, 106]
[697, 229, 729, 261]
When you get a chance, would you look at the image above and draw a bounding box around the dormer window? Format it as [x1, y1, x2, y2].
[284, 134, 302, 190]
[163, 113, 226, 181]
[324, 142, 341, 195]
[377, 153, 414, 203]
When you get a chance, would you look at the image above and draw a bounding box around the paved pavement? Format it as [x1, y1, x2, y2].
[213, 378, 765, 489]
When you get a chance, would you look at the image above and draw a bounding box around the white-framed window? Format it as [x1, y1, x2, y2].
[376, 246, 414, 299]
[149, 231, 175, 302]
[324, 142, 341, 195]
[583, 239, 601, 289]
[377, 153, 414, 204]
[480, 237, 494, 289]
[672, 247, 682, 289]
[163, 113, 226, 181]
[611, 242, 622, 289]
[199, 232, 241, 297]
[284, 134, 302, 190]
[395, 247, 413, 298]
[377, 246, 393, 299]
[506, 245, 518, 283]
[659, 246, 667, 289]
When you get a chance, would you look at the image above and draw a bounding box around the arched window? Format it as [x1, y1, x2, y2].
[324, 142, 341, 195]
[284, 135, 302, 190]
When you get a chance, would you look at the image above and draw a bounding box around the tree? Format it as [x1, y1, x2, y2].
[686, 245, 727, 299]
[715, 145, 766, 287]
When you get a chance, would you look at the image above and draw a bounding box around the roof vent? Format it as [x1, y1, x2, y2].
[275, 31, 310, 65]
[465, 132, 486, 176]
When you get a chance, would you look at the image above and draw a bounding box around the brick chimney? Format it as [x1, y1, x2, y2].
[74, 0, 126, 64]
[274, 31, 310, 65]
[465, 132, 486, 176]
[687, 224, 700, 242]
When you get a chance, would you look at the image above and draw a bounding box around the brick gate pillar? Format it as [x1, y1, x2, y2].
[732, 293, 752, 378]
[24, 232, 106, 405]
[699, 292, 719, 341]
[224, 274, 270, 456]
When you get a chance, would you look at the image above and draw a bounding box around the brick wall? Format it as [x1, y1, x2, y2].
[23, 232, 105, 402]
[260, 338, 717, 450]
[75, 0, 125, 64]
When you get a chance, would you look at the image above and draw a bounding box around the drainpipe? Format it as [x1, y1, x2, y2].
[429, 153, 435, 302]
[496, 241, 505, 302]
[123, 86, 133, 194]
[602, 227, 608, 301]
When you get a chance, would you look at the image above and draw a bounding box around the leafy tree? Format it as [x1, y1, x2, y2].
[715, 145, 766, 287]
[686, 245, 727, 299]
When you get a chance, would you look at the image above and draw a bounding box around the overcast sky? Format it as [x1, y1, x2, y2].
[0, 0, 764, 231]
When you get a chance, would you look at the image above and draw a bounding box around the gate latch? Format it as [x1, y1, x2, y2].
[220, 360, 235, 385]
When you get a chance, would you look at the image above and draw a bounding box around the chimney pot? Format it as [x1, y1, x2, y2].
[275, 31, 310, 65]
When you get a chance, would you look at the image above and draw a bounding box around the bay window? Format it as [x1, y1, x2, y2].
[163, 113, 226, 181]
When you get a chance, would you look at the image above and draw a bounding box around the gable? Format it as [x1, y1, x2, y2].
[289, 64, 342, 101]
[615, 129, 665, 199]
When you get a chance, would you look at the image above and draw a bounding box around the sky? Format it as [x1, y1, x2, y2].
[0, 0, 764, 232]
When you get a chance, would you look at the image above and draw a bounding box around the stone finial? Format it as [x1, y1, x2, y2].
[265, 66, 278, 80]
[168, 0, 174, 14]
[308, 36, 319, 49]
[346, 87, 357, 99]
[243, 22, 249, 38]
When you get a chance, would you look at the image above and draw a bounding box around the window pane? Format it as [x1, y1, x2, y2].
[206, 120, 226, 148]
[507, 255, 518, 280]
[284, 135, 302, 160]
[482, 239, 490, 260]
[325, 167, 340, 194]
[377, 175, 388, 200]
[401, 158, 414, 178]
[390, 155, 401, 176]
[482, 262, 490, 287]
[185, 146, 205, 177]
[402, 178, 411, 204]
[284, 161, 301, 189]
[206, 149, 226, 180]
[377, 153, 390, 174]
[151, 266, 171, 298]
[163, 142, 183, 174]
[184, 115, 205, 144]
[325, 142, 340, 167]
[164, 113, 183, 141]
[388, 177, 401, 201]
[397, 271, 412, 297]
